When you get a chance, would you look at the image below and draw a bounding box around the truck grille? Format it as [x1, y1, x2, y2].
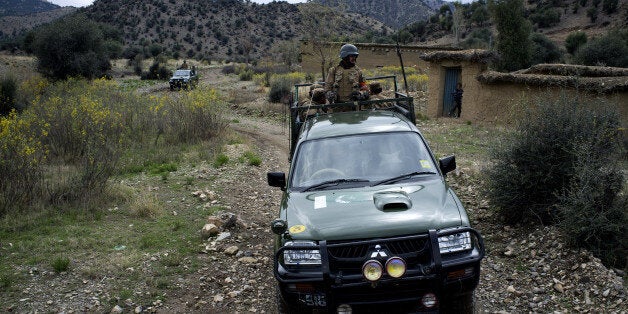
[325, 235, 432, 278]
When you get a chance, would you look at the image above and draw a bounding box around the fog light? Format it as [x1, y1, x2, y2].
[362, 260, 383, 281]
[421, 293, 438, 308]
[447, 267, 475, 280]
[337, 304, 352, 314]
[385, 257, 406, 278]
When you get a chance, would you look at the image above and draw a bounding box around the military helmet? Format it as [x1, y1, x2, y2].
[339, 44, 359, 59]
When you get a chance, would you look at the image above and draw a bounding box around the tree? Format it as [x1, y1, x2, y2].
[32, 14, 111, 80]
[298, 3, 343, 80]
[488, 0, 532, 72]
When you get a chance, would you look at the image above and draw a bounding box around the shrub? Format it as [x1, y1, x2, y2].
[530, 8, 561, 28]
[221, 65, 236, 75]
[213, 153, 229, 168]
[0, 111, 47, 214]
[29, 79, 125, 203]
[154, 88, 227, 144]
[405, 74, 429, 92]
[51, 256, 70, 273]
[557, 145, 626, 269]
[0, 76, 17, 116]
[241, 151, 261, 166]
[574, 30, 628, 67]
[238, 69, 253, 81]
[268, 73, 305, 103]
[602, 0, 618, 14]
[141, 61, 171, 80]
[565, 31, 587, 54]
[484, 95, 624, 227]
[530, 32, 563, 65]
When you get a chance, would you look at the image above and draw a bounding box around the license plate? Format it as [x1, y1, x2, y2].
[299, 293, 327, 307]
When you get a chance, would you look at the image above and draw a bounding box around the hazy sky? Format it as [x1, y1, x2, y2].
[47, 0, 307, 7]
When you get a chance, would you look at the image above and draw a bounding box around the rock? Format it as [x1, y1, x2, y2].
[239, 257, 257, 264]
[110, 305, 123, 314]
[207, 216, 224, 228]
[201, 223, 219, 239]
[216, 232, 231, 242]
[224, 246, 239, 256]
[507, 285, 516, 294]
[553, 283, 564, 293]
[213, 294, 224, 302]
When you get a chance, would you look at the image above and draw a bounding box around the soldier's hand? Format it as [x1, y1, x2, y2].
[325, 91, 337, 103]
[351, 91, 369, 101]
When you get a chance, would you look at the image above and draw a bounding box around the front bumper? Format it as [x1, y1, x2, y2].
[274, 228, 484, 312]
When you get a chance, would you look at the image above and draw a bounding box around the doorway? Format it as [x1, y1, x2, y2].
[442, 67, 461, 116]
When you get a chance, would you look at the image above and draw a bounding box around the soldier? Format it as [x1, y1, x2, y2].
[325, 44, 369, 109]
[298, 88, 326, 121]
[180, 60, 189, 69]
[368, 82, 390, 109]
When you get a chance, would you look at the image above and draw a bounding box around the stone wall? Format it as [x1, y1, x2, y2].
[424, 60, 627, 129]
[299, 41, 457, 77]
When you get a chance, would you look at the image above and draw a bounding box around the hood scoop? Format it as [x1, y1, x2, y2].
[373, 191, 412, 211]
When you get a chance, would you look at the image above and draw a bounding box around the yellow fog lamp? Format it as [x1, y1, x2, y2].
[385, 257, 406, 278]
[362, 260, 383, 281]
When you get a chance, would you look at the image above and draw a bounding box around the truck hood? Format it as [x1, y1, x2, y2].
[284, 178, 466, 241]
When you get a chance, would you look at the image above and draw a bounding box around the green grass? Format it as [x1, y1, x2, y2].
[213, 153, 229, 168]
[240, 151, 262, 166]
[417, 121, 507, 169]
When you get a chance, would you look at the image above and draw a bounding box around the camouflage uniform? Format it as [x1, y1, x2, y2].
[325, 65, 365, 103]
[325, 44, 368, 107]
[298, 88, 326, 121]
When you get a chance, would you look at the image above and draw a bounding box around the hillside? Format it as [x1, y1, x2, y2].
[79, 0, 391, 62]
[1, 0, 626, 64]
[310, 0, 443, 29]
[0, 0, 59, 17]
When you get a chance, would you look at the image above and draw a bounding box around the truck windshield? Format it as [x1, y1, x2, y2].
[290, 132, 437, 190]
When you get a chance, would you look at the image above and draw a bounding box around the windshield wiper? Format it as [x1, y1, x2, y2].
[302, 179, 370, 192]
[372, 171, 437, 186]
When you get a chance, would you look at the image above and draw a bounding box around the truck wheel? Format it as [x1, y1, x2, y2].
[441, 292, 474, 314]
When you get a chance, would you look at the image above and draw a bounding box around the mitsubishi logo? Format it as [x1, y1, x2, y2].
[370, 244, 388, 258]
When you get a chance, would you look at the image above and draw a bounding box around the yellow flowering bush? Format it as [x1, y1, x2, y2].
[0, 111, 48, 213]
[159, 87, 228, 144]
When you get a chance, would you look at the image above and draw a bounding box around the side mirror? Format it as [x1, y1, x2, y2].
[439, 155, 456, 175]
[267, 172, 286, 190]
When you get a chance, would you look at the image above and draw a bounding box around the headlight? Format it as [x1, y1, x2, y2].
[385, 257, 406, 278]
[438, 232, 471, 254]
[362, 260, 383, 281]
[283, 241, 321, 265]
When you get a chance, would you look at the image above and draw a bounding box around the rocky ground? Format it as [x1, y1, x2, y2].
[3, 67, 626, 313]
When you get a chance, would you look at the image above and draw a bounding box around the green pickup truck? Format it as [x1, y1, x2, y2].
[267, 77, 484, 313]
